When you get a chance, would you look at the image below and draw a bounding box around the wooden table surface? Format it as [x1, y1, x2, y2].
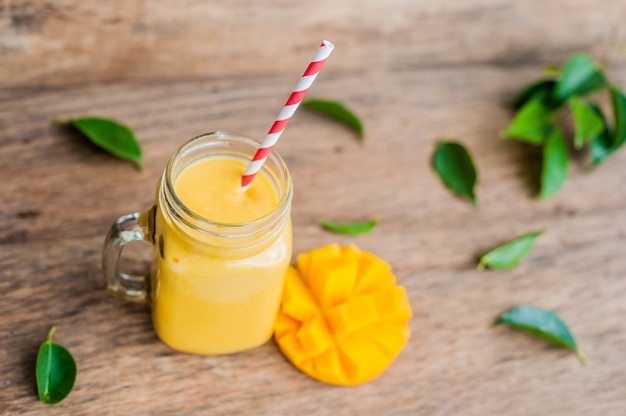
[2, 1, 626, 414]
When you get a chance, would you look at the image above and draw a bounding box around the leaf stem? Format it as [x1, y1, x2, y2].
[47, 326, 56, 342]
[576, 349, 589, 365]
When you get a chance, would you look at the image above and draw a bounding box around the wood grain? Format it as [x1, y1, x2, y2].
[2, 1, 626, 415]
[1, 0, 625, 87]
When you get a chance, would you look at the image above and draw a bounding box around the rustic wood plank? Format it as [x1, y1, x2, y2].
[1, 0, 625, 87]
[2, 65, 626, 414]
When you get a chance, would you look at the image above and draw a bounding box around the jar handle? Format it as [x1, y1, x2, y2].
[102, 208, 154, 302]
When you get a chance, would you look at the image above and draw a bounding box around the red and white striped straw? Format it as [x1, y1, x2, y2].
[241, 40, 335, 191]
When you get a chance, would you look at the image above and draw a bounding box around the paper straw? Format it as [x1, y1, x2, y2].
[241, 40, 335, 191]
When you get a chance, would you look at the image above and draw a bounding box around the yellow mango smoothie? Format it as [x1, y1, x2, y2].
[150, 154, 292, 355]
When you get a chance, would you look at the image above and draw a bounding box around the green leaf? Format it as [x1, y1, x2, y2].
[569, 97, 605, 149]
[478, 230, 543, 270]
[501, 99, 555, 145]
[588, 88, 626, 167]
[587, 103, 613, 167]
[554, 53, 606, 101]
[431, 141, 478, 206]
[319, 218, 378, 235]
[539, 128, 568, 198]
[610, 85, 626, 150]
[589, 129, 614, 167]
[61, 117, 143, 169]
[36, 327, 77, 404]
[513, 79, 560, 110]
[302, 99, 364, 139]
[495, 305, 587, 363]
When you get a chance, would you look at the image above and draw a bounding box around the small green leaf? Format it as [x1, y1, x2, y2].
[610, 85, 626, 150]
[589, 129, 614, 167]
[61, 117, 143, 169]
[36, 327, 77, 404]
[588, 88, 626, 167]
[569, 97, 605, 149]
[539, 128, 568, 198]
[554, 53, 606, 101]
[478, 230, 543, 270]
[302, 99, 364, 139]
[586, 103, 612, 167]
[513, 79, 560, 110]
[501, 99, 555, 145]
[319, 218, 378, 235]
[495, 305, 587, 363]
[431, 141, 478, 206]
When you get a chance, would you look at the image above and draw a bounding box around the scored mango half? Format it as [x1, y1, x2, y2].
[274, 244, 412, 386]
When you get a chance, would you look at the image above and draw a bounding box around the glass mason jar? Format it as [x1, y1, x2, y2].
[103, 131, 293, 355]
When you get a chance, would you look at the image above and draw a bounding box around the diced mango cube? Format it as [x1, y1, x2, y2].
[336, 332, 389, 383]
[299, 359, 315, 375]
[355, 252, 394, 295]
[295, 252, 311, 278]
[301, 244, 341, 286]
[296, 316, 333, 356]
[365, 322, 410, 357]
[312, 346, 348, 385]
[341, 244, 361, 256]
[339, 245, 362, 271]
[371, 286, 412, 324]
[277, 332, 308, 365]
[281, 267, 320, 321]
[274, 312, 300, 341]
[310, 243, 342, 261]
[326, 294, 378, 337]
[314, 257, 358, 308]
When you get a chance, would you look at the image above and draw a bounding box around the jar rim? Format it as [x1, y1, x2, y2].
[162, 131, 293, 236]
